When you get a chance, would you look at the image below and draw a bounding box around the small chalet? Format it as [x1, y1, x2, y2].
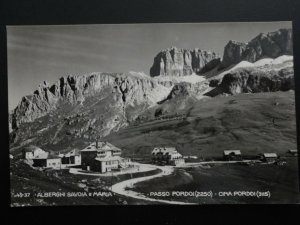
[223, 150, 242, 161]
[151, 147, 185, 166]
[9, 154, 14, 160]
[262, 153, 278, 163]
[23, 145, 62, 169]
[80, 141, 131, 173]
[60, 149, 81, 165]
[33, 155, 62, 168]
[288, 149, 298, 156]
[23, 146, 49, 159]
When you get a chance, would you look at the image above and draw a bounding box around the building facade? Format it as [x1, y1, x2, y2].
[60, 149, 81, 165]
[288, 149, 298, 156]
[23, 146, 62, 168]
[223, 150, 242, 161]
[81, 141, 131, 173]
[151, 147, 185, 166]
[262, 153, 278, 163]
[33, 156, 62, 168]
[23, 146, 49, 159]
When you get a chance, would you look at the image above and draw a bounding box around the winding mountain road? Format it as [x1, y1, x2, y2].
[111, 163, 194, 205]
[70, 162, 194, 204]
[70, 160, 260, 204]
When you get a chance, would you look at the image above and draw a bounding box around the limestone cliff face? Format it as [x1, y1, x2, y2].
[222, 41, 247, 68]
[10, 73, 174, 131]
[222, 28, 293, 68]
[150, 46, 220, 77]
[205, 66, 294, 97]
[9, 28, 294, 152]
[9, 72, 178, 151]
[221, 68, 294, 94]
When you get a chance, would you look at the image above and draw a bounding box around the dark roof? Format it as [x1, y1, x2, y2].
[224, 150, 241, 155]
[32, 158, 47, 161]
[47, 155, 61, 159]
[23, 145, 45, 153]
[72, 149, 81, 156]
[81, 141, 121, 152]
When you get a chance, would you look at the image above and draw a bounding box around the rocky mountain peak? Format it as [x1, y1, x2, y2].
[221, 28, 293, 68]
[9, 28, 294, 151]
[150, 47, 220, 77]
[9, 72, 177, 132]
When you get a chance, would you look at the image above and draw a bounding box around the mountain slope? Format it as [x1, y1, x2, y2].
[9, 72, 176, 152]
[9, 28, 295, 156]
[221, 28, 293, 68]
[205, 55, 294, 97]
[104, 91, 296, 158]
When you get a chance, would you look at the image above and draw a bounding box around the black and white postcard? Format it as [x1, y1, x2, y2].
[8, 22, 299, 206]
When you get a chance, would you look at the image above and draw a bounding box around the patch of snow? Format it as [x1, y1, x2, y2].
[147, 85, 174, 104]
[128, 71, 150, 78]
[272, 55, 293, 64]
[253, 58, 274, 66]
[234, 61, 255, 68]
[180, 74, 206, 83]
[153, 73, 206, 84]
[213, 61, 255, 80]
[254, 55, 293, 66]
[37, 127, 49, 134]
[213, 55, 293, 81]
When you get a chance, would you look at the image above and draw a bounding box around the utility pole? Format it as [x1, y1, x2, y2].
[110, 170, 113, 191]
[132, 150, 134, 162]
[131, 151, 134, 179]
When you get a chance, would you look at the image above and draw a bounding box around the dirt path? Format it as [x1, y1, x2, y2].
[178, 160, 261, 168]
[69, 162, 155, 177]
[110, 160, 259, 204]
[51, 121, 66, 143]
[69, 162, 194, 204]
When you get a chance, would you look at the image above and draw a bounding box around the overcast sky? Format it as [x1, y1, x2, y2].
[7, 21, 292, 110]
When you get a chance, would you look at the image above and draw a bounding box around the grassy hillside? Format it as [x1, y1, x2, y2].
[131, 157, 300, 204]
[10, 160, 160, 206]
[104, 91, 297, 159]
[9, 88, 128, 154]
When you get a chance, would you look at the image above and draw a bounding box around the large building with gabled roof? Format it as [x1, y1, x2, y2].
[81, 141, 130, 173]
[151, 147, 185, 166]
[223, 150, 242, 161]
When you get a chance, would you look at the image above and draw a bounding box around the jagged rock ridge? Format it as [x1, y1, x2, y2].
[9, 28, 294, 152]
[205, 66, 294, 97]
[11, 73, 174, 131]
[222, 28, 293, 68]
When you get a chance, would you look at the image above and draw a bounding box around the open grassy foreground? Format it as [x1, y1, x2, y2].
[10, 160, 161, 206]
[105, 91, 297, 159]
[130, 157, 300, 204]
